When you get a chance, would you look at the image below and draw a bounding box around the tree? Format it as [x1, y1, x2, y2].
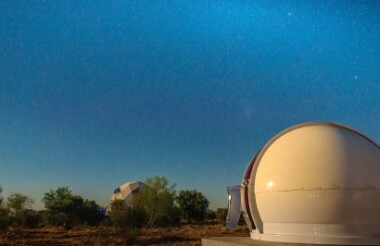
[42, 187, 104, 227]
[0, 187, 11, 230]
[216, 208, 228, 224]
[24, 209, 42, 228]
[6, 193, 34, 227]
[205, 209, 217, 222]
[109, 200, 147, 244]
[0, 186, 3, 206]
[176, 190, 209, 223]
[7, 193, 33, 212]
[43, 187, 83, 227]
[109, 200, 147, 230]
[133, 176, 180, 227]
[80, 199, 105, 226]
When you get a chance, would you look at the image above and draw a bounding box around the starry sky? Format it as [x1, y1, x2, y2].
[1, 1, 379, 210]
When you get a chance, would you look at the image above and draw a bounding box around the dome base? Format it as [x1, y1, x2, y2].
[250, 230, 380, 245]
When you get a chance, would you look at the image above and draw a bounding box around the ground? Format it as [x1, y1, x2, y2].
[0, 223, 248, 245]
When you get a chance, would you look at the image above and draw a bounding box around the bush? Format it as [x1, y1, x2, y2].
[176, 190, 209, 223]
[39, 209, 53, 227]
[216, 208, 228, 224]
[80, 200, 105, 226]
[42, 187, 105, 227]
[0, 207, 11, 231]
[0, 187, 11, 231]
[133, 176, 180, 227]
[109, 200, 147, 230]
[205, 210, 216, 221]
[24, 209, 42, 228]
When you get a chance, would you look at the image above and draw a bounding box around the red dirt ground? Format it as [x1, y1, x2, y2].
[0, 223, 249, 245]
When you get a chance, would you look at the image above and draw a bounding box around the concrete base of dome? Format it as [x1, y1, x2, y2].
[250, 231, 380, 245]
[202, 237, 254, 246]
[202, 236, 380, 246]
[202, 237, 343, 246]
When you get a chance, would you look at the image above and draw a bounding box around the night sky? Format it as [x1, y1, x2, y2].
[1, 1, 379, 209]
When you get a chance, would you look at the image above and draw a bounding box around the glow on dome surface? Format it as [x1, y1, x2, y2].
[108, 180, 146, 211]
[227, 122, 380, 245]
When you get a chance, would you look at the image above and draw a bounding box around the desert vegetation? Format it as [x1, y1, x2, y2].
[0, 176, 248, 245]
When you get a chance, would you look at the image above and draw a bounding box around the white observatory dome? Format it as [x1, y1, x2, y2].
[240, 122, 380, 245]
[108, 180, 146, 210]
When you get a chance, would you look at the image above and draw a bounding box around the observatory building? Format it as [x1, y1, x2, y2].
[108, 180, 146, 211]
[225, 122, 380, 245]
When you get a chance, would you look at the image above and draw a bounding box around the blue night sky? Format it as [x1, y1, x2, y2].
[1, 1, 379, 209]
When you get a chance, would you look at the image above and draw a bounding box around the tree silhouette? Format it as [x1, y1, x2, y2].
[176, 190, 209, 223]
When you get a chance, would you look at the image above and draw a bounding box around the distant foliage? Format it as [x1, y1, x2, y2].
[42, 187, 82, 227]
[0, 207, 11, 231]
[24, 209, 42, 228]
[42, 187, 104, 227]
[133, 176, 180, 227]
[7, 193, 34, 228]
[7, 193, 33, 212]
[1, 177, 228, 232]
[0, 187, 11, 231]
[109, 200, 147, 230]
[80, 199, 105, 226]
[176, 190, 209, 223]
[205, 209, 217, 222]
[0, 187, 39, 230]
[216, 208, 228, 224]
[0, 187, 3, 206]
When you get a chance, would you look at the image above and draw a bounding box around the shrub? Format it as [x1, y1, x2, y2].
[205, 210, 216, 221]
[133, 176, 180, 227]
[109, 200, 147, 230]
[24, 209, 42, 228]
[176, 190, 209, 223]
[0, 207, 11, 231]
[216, 208, 228, 224]
[7, 193, 34, 228]
[42, 187, 105, 227]
[0, 187, 11, 231]
[80, 200, 105, 226]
